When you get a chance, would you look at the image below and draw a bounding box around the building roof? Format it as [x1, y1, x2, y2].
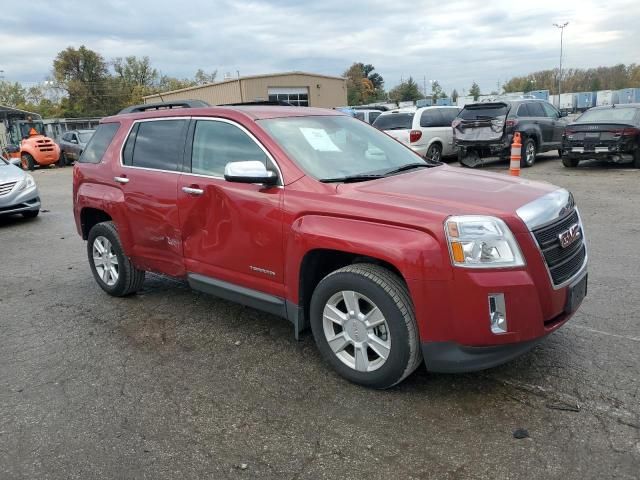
[0, 104, 41, 119]
[143, 71, 346, 100]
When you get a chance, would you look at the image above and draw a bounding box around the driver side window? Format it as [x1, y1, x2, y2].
[541, 102, 560, 118]
[191, 120, 271, 177]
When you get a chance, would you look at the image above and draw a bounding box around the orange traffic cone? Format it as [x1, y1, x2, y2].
[509, 132, 522, 176]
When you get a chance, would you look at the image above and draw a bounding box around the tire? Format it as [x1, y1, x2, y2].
[87, 221, 145, 297]
[558, 149, 564, 158]
[310, 263, 422, 389]
[521, 138, 536, 168]
[58, 152, 67, 167]
[426, 143, 442, 163]
[22, 210, 39, 218]
[21, 153, 35, 171]
[562, 157, 580, 168]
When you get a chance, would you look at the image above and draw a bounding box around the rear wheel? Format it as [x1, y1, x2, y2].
[310, 263, 422, 389]
[87, 221, 145, 297]
[521, 138, 536, 168]
[562, 157, 580, 168]
[426, 143, 442, 162]
[21, 153, 35, 171]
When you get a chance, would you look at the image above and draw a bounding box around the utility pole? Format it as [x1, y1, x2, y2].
[553, 22, 569, 108]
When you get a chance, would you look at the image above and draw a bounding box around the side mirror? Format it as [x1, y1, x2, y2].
[560, 111, 568, 117]
[224, 161, 278, 185]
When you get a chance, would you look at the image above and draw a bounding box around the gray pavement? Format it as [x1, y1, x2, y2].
[1, 156, 639, 479]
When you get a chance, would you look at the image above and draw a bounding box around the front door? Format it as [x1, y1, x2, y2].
[115, 118, 188, 276]
[177, 118, 285, 298]
[541, 102, 567, 145]
[527, 101, 554, 146]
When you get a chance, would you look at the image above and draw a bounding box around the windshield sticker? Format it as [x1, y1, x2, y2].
[299, 128, 341, 152]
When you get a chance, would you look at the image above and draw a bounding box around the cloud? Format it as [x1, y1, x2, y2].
[0, 0, 638, 96]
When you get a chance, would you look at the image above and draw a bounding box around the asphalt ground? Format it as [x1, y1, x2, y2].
[1, 155, 639, 479]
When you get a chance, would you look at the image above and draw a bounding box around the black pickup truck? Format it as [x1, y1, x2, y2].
[453, 99, 568, 168]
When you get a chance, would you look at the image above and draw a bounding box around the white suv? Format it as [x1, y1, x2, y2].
[372, 106, 459, 161]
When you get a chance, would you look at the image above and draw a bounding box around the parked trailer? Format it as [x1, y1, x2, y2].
[550, 94, 559, 108]
[616, 88, 640, 104]
[528, 90, 550, 101]
[435, 98, 453, 106]
[559, 93, 577, 112]
[596, 90, 619, 106]
[456, 95, 475, 108]
[576, 92, 597, 111]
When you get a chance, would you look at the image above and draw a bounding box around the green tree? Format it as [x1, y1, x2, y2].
[0, 81, 27, 107]
[343, 62, 385, 105]
[451, 89, 459, 103]
[469, 81, 481, 101]
[388, 77, 424, 103]
[431, 80, 444, 100]
[53, 45, 110, 116]
[194, 69, 217, 85]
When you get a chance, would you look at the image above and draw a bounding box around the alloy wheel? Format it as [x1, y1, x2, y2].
[92, 235, 119, 286]
[322, 290, 391, 372]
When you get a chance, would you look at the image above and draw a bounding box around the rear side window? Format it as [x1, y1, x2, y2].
[439, 108, 459, 125]
[128, 119, 188, 171]
[354, 112, 365, 121]
[459, 105, 508, 120]
[517, 103, 531, 117]
[78, 123, 120, 164]
[420, 109, 443, 127]
[369, 112, 381, 123]
[527, 102, 546, 117]
[191, 120, 269, 177]
[372, 113, 414, 130]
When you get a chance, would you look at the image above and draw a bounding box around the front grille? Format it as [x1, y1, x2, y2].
[532, 209, 586, 285]
[0, 181, 17, 196]
[36, 140, 55, 152]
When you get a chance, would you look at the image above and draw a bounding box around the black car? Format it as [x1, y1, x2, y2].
[561, 104, 640, 168]
[453, 99, 569, 168]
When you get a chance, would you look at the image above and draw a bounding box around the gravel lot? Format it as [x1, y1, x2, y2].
[1, 155, 639, 479]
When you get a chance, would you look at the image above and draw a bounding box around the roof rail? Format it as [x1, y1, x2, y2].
[220, 100, 294, 107]
[118, 99, 210, 114]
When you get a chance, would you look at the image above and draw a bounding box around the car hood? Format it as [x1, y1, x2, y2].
[337, 165, 559, 231]
[0, 163, 26, 183]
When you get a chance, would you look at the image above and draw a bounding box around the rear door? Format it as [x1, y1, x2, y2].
[439, 108, 459, 155]
[177, 118, 285, 298]
[116, 118, 188, 276]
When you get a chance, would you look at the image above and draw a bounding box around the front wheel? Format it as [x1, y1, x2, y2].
[562, 157, 580, 168]
[310, 264, 422, 389]
[521, 138, 536, 168]
[21, 153, 35, 171]
[87, 221, 145, 297]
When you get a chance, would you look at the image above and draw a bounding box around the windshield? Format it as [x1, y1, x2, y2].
[19, 121, 45, 137]
[259, 115, 432, 181]
[78, 131, 95, 143]
[576, 108, 638, 123]
[459, 105, 508, 120]
[372, 112, 414, 130]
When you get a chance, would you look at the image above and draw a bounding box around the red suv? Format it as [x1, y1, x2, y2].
[73, 101, 588, 389]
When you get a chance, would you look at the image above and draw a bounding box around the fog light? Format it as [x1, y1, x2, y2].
[488, 294, 507, 334]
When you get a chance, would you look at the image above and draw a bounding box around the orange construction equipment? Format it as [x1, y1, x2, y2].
[509, 132, 522, 176]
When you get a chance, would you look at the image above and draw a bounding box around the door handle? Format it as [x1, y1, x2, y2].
[182, 186, 204, 196]
[114, 176, 129, 184]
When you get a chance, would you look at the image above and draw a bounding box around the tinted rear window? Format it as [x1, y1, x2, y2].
[372, 113, 414, 130]
[78, 123, 119, 164]
[577, 107, 638, 123]
[130, 119, 188, 171]
[459, 105, 508, 120]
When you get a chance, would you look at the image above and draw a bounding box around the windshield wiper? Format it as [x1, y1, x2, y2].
[384, 162, 435, 176]
[320, 173, 386, 183]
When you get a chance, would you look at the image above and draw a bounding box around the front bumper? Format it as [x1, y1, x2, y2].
[0, 186, 41, 216]
[421, 337, 544, 373]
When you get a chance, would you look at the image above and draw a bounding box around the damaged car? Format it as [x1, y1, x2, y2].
[453, 99, 568, 168]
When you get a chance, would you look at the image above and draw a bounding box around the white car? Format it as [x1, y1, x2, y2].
[372, 106, 460, 161]
[353, 109, 383, 125]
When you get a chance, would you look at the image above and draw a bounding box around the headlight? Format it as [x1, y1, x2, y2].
[20, 174, 36, 190]
[445, 215, 524, 268]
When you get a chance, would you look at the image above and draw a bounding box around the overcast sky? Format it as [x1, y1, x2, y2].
[1, 0, 638, 95]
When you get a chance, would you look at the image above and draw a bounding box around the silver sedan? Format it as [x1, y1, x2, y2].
[0, 155, 41, 218]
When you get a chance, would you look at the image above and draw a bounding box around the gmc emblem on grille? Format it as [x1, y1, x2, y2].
[558, 223, 581, 248]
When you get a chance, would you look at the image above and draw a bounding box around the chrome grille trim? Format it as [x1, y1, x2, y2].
[0, 181, 18, 196]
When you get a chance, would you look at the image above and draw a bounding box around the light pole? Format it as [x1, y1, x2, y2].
[553, 22, 569, 108]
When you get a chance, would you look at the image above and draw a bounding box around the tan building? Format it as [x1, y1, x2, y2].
[143, 71, 347, 108]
